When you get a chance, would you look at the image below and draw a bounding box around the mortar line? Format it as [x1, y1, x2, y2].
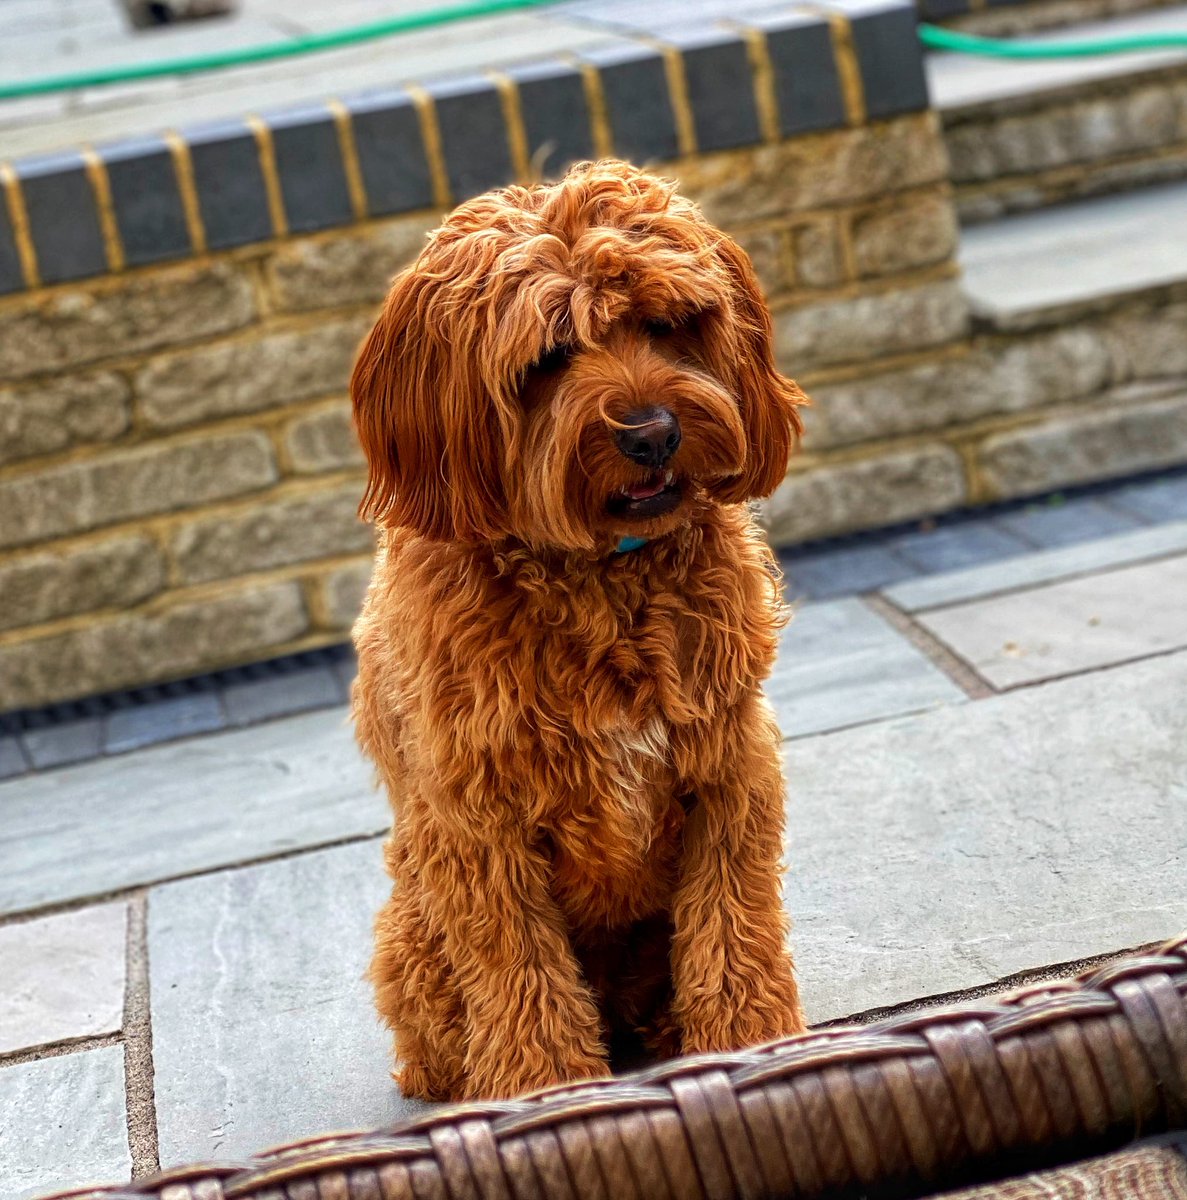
[0, 1031, 122, 1070]
[819, 940, 1162, 1028]
[994, 643, 1187, 694]
[861, 592, 995, 699]
[122, 891, 160, 1178]
[0, 828, 387, 927]
[906, 539, 1187, 615]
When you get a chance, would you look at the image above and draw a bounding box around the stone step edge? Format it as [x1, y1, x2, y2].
[959, 179, 1187, 331]
[927, 1, 1187, 114]
[0, 0, 928, 298]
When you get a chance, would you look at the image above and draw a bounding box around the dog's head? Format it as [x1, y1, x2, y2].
[351, 160, 805, 551]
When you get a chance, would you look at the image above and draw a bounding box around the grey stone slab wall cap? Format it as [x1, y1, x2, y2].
[506, 60, 596, 181]
[666, 28, 762, 153]
[265, 104, 355, 234]
[0, 9, 934, 290]
[820, 0, 932, 118]
[0, 182, 24, 294]
[736, 11, 849, 138]
[576, 42, 680, 164]
[100, 134, 193, 267]
[184, 117, 274, 251]
[427, 74, 516, 202]
[345, 89, 435, 217]
[14, 150, 108, 284]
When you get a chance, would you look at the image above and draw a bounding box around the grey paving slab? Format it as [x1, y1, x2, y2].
[136, 649, 1187, 1105]
[959, 181, 1187, 331]
[889, 520, 1030, 573]
[21, 715, 104, 771]
[917, 553, 1187, 689]
[884, 518, 1187, 611]
[0, 902, 126, 1055]
[787, 650, 1187, 1022]
[782, 542, 917, 600]
[149, 840, 426, 1166]
[333, 651, 358, 697]
[103, 692, 225, 754]
[1108, 472, 1187, 522]
[0, 734, 30, 780]
[0, 706, 381, 916]
[996, 496, 1144, 549]
[221, 663, 342, 727]
[768, 598, 966, 739]
[0, 1046, 131, 1200]
[927, 3, 1187, 112]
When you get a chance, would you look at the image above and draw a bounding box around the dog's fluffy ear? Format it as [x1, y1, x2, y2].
[710, 235, 805, 503]
[351, 269, 508, 541]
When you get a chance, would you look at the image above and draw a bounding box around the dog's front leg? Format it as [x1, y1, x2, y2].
[417, 817, 610, 1099]
[671, 696, 806, 1054]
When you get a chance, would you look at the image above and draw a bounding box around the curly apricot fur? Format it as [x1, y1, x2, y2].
[352, 160, 807, 1101]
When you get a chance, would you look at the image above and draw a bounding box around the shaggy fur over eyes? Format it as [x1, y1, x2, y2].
[351, 159, 808, 1102]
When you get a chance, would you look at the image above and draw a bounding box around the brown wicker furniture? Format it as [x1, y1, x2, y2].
[46, 933, 1187, 1200]
[936, 1138, 1187, 1198]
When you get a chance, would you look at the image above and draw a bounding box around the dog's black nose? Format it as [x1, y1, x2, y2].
[615, 407, 681, 468]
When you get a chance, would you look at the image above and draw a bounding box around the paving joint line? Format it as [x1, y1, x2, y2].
[994, 642, 1187, 695]
[821, 940, 1161, 1028]
[861, 592, 996, 700]
[123, 891, 160, 1178]
[0, 1031, 122, 1070]
[906, 535, 1187, 614]
[0, 828, 388, 926]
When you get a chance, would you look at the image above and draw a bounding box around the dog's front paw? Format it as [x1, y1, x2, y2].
[464, 1046, 610, 1101]
[396, 1059, 465, 1102]
[680, 980, 806, 1056]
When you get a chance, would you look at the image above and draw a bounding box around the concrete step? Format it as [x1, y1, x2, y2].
[928, 0, 1185, 40]
[945, 183, 1187, 508]
[927, 4, 1187, 220]
[959, 178, 1187, 327]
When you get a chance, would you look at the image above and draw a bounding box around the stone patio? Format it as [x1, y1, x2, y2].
[1, 472, 1184, 1200]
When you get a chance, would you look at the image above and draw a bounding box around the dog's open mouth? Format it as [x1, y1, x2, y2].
[607, 469, 684, 519]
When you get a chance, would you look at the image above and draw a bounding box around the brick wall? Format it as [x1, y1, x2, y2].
[0, 110, 971, 709]
[12, 0, 1181, 710]
[944, 65, 1187, 223]
[6, 90, 1186, 710]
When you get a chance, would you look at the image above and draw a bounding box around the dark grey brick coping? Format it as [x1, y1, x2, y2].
[0, 465, 1182, 784]
[0, 0, 929, 295]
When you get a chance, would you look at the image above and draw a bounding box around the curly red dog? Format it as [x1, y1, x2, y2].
[350, 159, 807, 1102]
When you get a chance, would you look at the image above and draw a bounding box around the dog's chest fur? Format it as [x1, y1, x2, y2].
[358, 510, 782, 932]
[546, 714, 684, 927]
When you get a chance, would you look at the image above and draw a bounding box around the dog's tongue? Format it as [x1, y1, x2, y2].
[625, 473, 666, 501]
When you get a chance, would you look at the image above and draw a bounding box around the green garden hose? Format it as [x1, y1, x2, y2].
[918, 23, 1187, 57]
[1, 1, 1186, 103]
[0, 0, 561, 101]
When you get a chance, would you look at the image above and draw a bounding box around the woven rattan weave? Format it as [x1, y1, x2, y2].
[936, 1139, 1187, 1198]
[45, 933, 1187, 1200]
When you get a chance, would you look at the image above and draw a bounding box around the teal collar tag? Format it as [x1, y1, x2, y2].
[615, 536, 648, 554]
